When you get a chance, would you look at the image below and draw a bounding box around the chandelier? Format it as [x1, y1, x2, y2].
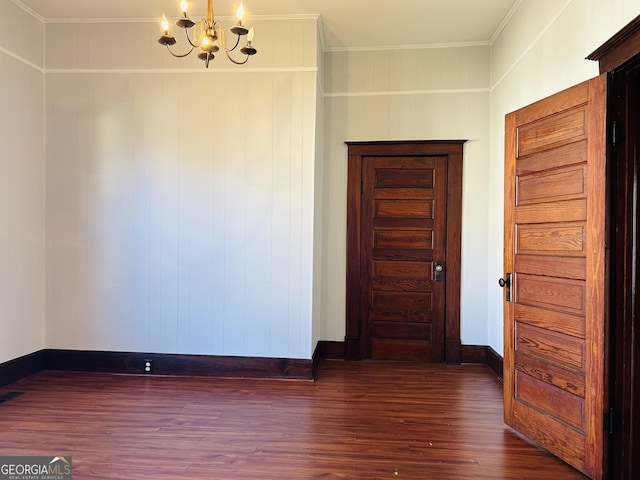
[158, 0, 257, 68]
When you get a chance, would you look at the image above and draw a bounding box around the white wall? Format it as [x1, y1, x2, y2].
[312, 21, 326, 352]
[487, 0, 640, 354]
[5, 0, 640, 366]
[44, 17, 320, 359]
[0, 0, 45, 364]
[321, 45, 492, 346]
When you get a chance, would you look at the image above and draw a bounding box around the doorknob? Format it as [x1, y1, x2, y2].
[434, 263, 444, 282]
[499, 273, 512, 302]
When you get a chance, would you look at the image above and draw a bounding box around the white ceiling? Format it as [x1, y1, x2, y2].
[16, 0, 519, 50]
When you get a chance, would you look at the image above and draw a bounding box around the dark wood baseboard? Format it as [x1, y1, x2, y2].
[0, 350, 46, 388]
[44, 349, 313, 380]
[461, 344, 504, 381]
[315, 341, 345, 360]
[313, 341, 346, 379]
[0, 349, 313, 387]
[486, 346, 503, 381]
[2, 343, 504, 388]
[460, 344, 488, 363]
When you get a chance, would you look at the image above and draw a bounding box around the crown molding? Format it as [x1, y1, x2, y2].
[8, 0, 45, 23]
[325, 41, 491, 53]
[41, 13, 319, 24]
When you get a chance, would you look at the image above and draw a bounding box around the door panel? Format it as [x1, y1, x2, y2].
[361, 156, 446, 361]
[503, 75, 607, 479]
[516, 223, 586, 255]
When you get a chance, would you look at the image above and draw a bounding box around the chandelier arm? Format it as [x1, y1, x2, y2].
[217, 26, 233, 53]
[184, 26, 202, 48]
[225, 50, 250, 65]
[226, 34, 241, 53]
[218, 25, 227, 51]
[218, 26, 241, 53]
[166, 44, 195, 58]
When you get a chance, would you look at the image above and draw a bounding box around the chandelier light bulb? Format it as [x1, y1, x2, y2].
[161, 14, 169, 34]
[236, 1, 245, 23]
[180, 1, 189, 15]
[247, 26, 254, 42]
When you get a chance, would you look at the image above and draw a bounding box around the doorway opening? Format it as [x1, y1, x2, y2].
[587, 15, 640, 479]
[608, 54, 640, 480]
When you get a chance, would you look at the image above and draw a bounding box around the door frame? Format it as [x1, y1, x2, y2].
[608, 57, 640, 480]
[588, 16, 640, 479]
[344, 141, 465, 363]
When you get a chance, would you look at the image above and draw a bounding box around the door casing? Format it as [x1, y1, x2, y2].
[608, 53, 640, 480]
[587, 17, 640, 479]
[345, 141, 465, 363]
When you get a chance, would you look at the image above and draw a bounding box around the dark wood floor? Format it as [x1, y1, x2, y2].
[0, 360, 587, 479]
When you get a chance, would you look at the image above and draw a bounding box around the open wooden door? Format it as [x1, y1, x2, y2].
[503, 75, 608, 479]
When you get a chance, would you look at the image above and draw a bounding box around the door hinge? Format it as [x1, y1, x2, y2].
[612, 121, 617, 147]
[604, 408, 616, 435]
[612, 120, 623, 147]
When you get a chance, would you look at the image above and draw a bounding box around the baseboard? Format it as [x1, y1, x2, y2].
[2, 344, 504, 387]
[315, 341, 345, 360]
[486, 346, 503, 381]
[460, 344, 504, 381]
[0, 350, 47, 388]
[44, 349, 313, 380]
[460, 344, 488, 363]
[0, 349, 313, 386]
[312, 341, 345, 379]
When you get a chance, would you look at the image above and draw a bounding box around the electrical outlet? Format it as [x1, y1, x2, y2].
[143, 359, 153, 374]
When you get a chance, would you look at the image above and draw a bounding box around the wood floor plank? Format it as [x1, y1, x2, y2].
[0, 360, 587, 479]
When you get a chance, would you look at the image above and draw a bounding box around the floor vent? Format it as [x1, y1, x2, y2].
[0, 392, 24, 404]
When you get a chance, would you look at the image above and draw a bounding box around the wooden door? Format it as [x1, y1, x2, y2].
[346, 141, 464, 363]
[360, 155, 447, 361]
[503, 75, 607, 479]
